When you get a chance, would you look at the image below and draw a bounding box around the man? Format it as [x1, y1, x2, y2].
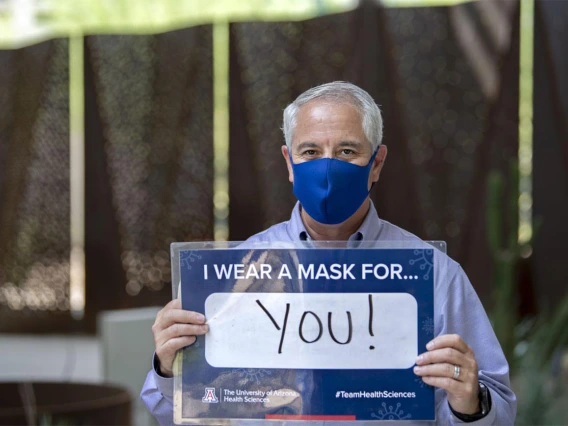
[141, 82, 516, 425]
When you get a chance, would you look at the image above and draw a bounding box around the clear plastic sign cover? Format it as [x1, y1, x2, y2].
[171, 241, 445, 424]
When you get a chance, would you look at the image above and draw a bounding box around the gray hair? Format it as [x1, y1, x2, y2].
[282, 81, 383, 151]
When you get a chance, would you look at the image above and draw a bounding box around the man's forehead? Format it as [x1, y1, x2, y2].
[296, 99, 360, 120]
[291, 100, 372, 150]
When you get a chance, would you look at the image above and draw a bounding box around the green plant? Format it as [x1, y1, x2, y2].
[512, 294, 568, 425]
[486, 164, 520, 363]
[39, 414, 74, 426]
[486, 164, 568, 424]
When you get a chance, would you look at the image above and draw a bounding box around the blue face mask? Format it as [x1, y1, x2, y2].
[290, 150, 378, 225]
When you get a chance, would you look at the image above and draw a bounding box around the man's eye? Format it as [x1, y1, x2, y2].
[341, 149, 355, 155]
[304, 150, 317, 156]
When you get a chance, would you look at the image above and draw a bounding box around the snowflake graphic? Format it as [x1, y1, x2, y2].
[409, 249, 434, 280]
[422, 317, 434, 335]
[232, 368, 272, 385]
[371, 402, 412, 420]
[414, 377, 433, 389]
[180, 250, 202, 270]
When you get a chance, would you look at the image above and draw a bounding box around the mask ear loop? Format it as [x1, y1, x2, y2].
[288, 148, 295, 164]
[368, 148, 380, 193]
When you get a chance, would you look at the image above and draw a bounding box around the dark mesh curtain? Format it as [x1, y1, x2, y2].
[533, 1, 568, 309]
[0, 40, 72, 333]
[389, 1, 521, 300]
[84, 26, 214, 329]
[228, 1, 520, 303]
[229, 4, 422, 240]
[6, 0, 558, 332]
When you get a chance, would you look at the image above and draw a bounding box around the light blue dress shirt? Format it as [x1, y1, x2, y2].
[141, 201, 516, 425]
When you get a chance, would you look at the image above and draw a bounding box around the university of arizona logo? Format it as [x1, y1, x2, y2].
[202, 387, 219, 403]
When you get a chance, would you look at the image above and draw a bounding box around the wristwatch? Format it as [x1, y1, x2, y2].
[450, 382, 492, 422]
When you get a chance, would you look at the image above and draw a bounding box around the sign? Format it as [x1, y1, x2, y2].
[173, 245, 435, 424]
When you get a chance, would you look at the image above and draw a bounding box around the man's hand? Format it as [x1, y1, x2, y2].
[152, 299, 208, 378]
[414, 334, 480, 415]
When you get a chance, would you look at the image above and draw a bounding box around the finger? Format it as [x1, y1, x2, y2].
[159, 335, 197, 354]
[416, 347, 466, 366]
[157, 335, 197, 375]
[426, 334, 470, 354]
[157, 323, 209, 346]
[420, 376, 462, 394]
[162, 335, 197, 352]
[413, 363, 463, 380]
[156, 309, 206, 331]
[156, 299, 181, 320]
[165, 298, 181, 309]
[160, 299, 181, 314]
[421, 376, 479, 404]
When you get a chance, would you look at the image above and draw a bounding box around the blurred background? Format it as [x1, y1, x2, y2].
[0, 0, 567, 424]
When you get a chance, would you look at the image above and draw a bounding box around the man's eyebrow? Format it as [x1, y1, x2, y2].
[295, 141, 365, 150]
[296, 142, 319, 150]
[337, 141, 364, 148]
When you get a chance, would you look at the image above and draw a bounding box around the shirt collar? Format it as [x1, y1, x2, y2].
[286, 200, 382, 243]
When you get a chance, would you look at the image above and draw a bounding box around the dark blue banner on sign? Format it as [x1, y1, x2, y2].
[175, 248, 435, 423]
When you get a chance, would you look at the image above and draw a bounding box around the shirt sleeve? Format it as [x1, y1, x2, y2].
[433, 265, 517, 425]
[140, 353, 175, 426]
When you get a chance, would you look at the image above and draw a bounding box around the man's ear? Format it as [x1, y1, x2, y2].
[370, 145, 388, 184]
[282, 145, 294, 183]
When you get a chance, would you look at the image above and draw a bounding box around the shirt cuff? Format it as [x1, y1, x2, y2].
[152, 352, 174, 400]
[448, 388, 496, 425]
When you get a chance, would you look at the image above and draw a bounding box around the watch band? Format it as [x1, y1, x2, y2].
[450, 382, 492, 422]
